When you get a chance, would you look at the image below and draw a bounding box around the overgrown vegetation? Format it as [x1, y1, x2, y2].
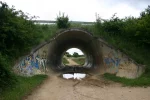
[34, 24, 57, 42]
[0, 75, 47, 100]
[104, 73, 150, 86]
[0, 53, 17, 92]
[92, 6, 150, 86]
[62, 58, 69, 64]
[94, 7, 150, 66]
[56, 12, 70, 29]
[0, 1, 52, 96]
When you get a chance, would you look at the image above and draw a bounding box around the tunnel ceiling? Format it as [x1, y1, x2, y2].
[48, 28, 103, 72]
[55, 29, 93, 43]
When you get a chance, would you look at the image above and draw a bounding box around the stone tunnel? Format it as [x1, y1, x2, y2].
[13, 28, 145, 79]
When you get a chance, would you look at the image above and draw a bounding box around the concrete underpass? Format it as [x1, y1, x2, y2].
[47, 29, 103, 73]
[14, 28, 144, 79]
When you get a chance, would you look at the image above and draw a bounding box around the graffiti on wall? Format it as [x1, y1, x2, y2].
[104, 57, 121, 67]
[14, 50, 47, 76]
[104, 51, 121, 68]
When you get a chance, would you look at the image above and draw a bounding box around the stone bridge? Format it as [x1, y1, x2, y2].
[13, 28, 145, 78]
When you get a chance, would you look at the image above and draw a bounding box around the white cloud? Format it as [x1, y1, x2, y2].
[1, 0, 149, 21]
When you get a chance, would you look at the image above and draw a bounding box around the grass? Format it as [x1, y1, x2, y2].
[36, 24, 57, 43]
[63, 57, 69, 64]
[72, 57, 85, 65]
[0, 75, 47, 100]
[104, 73, 150, 87]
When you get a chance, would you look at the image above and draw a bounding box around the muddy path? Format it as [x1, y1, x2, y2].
[24, 73, 150, 100]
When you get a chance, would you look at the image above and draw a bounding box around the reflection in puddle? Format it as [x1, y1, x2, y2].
[63, 73, 86, 80]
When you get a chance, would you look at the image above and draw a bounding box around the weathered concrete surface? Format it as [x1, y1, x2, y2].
[98, 38, 145, 78]
[13, 28, 145, 78]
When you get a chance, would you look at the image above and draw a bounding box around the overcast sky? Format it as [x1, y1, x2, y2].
[67, 48, 84, 55]
[1, 0, 150, 22]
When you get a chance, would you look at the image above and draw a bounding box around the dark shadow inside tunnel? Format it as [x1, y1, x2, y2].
[47, 29, 104, 73]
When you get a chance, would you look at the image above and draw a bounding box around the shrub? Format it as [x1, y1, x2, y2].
[0, 1, 41, 58]
[56, 12, 70, 29]
[0, 1, 41, 92]
[0, 53, 17, 93]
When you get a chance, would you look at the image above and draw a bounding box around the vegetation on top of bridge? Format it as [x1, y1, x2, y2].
[56, 12, 70, 29]
[0, 1, 150, 98]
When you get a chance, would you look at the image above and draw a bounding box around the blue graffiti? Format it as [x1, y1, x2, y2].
[104, 57, 121, 67]
[34, 59, 39, 69]
[115, 58, 121, 67]
[15, 52, 47, 76]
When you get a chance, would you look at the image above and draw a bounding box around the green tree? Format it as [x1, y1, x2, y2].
[65, 52, 71, 57]
[56, 12, 70, 29]
[73, 52, 79, 57]
[0, 1, 41, 58]
[0, 1, 41, 91]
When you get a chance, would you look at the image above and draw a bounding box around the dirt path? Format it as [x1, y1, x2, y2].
[66, 57, 79, 66]
[25, 73, 150, 100]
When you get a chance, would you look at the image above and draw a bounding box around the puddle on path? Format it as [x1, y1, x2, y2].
[63, 73, 86, 80]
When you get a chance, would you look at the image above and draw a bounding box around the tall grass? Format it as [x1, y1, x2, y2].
[104, 73, 150, 87]
[35, 24, 57, 43]
[63, 57, 69, 64]
[0, 75, 47, 100]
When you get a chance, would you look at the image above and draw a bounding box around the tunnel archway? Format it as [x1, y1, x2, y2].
[13, 28, 143, 78]
[48, 28, 104, 73]
[62, 48, 86, 66]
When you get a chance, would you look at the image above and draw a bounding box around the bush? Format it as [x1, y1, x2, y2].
[56, 12, 70, 29]
[73, 52, 79, 57]
[104, 73, 150, 86]
[0, 1, 42, 92]
[0, 1, 41, 58]
[0, 53, 17, 93]
[95, 6, 150, 47]
[1, 75, 47, 100]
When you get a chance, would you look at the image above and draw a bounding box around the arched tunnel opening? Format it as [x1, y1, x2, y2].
[62, 48, 86, 66]
[48, 29, 104, 73]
